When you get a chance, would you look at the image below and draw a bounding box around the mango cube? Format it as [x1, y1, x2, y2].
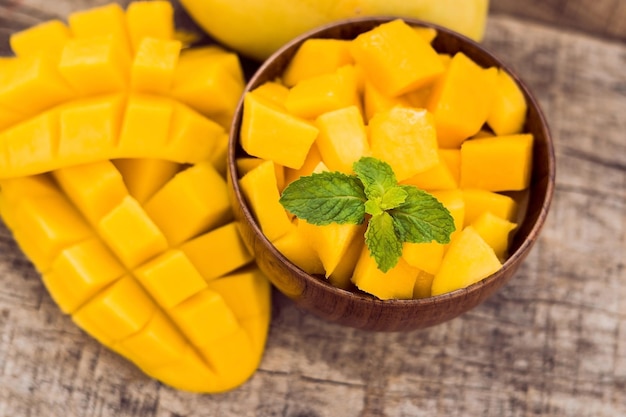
[315, 105, 369, 173]
[272, 221, 325, 275]
[166, 102, 224, 163]
[250, 81, 289, 108]
[401, 150, 458, 191]
[134, 250, 208, 310]
[130, 38, 181, 94]
[470, 211, 517, 260]
[53, 160, 128, 224]
[431, 226, 502, 296]
[283, 38, 354, 86]
[10, 20, 71, 60]
[363, 80, 411, 122]
[368, 107, 439, 181]
[144, 162, 232, 246]
[125, 0, 175, 52]
[97, 195, 168, 268]
[462, 188, 519, 227]
[239, 160, 292, 242]
[460, 134, 534, 191]
[352, 247, 420, 300]
[350, 19, 445, 97]
[427, 53, 498, 148]
[206, 268, 271, 320]
[413, 270, 435, 299]
[68, 3, 130, 50]
[113, 158, 180, 204]
[402, 241, 445, 275]
[180, 222, 254, 281]
[118, 95, 174, 156]
[58, 35, 131, 95]
[430, 189, 465, 240]
[487, 68, 528, 135]
[43, 238, 125, 314]
[240, 92, 318, 169]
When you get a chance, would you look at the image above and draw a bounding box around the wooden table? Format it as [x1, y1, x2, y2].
[1, 1, 625, 416]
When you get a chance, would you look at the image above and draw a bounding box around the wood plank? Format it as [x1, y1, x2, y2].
[490, 0, 626, 42]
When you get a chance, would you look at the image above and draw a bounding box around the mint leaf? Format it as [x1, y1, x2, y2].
[365, 212, 403, 273]
[390, 185, 456, 244]
[353, 157, 397, 200]
[380, 186, 408, 210]
[279, 171, 366, 225]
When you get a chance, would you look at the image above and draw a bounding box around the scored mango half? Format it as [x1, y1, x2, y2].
[0, 1, 272, 393]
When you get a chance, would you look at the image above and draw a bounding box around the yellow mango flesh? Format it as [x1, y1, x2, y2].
[487, 68, 528, 136]
[349, 19, 445, 97]
[462, 189, 519, 227]
[0, 1, 270, 394]
[470, 211, 517, 261]
[283, 38, 354, 87]
[460, 133, 534, 191]
[431, 226, 502, 296]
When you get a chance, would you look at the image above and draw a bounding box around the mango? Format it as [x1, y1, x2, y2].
[470, 211, 517, 260]
[283, 38, 354, 87]
[0, 1, 270, 394]
[487, 68, 528, 135]
[462, 189, 518, 227]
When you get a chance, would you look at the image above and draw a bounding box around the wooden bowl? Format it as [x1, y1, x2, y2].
[227, 17, 555, 331]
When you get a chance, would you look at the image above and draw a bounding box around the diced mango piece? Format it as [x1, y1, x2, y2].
[236, 157, 285, 191]
[328, 232, 364, 290]
[363, 80, 411, 122]
[352, 247, 420, 300]
[208, 133, 229, 177]
[239, 160, 292, 242]
[431, 226, 502, 296]
[170, 288, 240, 347]
[439, 148, 461, 185]
[430, 189, 465, 240]
[166, 102, 224, 163]
[117, 94, 174, 156]
[368, 107, 439, 181]
[240, 92, 318, 169]
[125, 0, 175, 52]
[42, 238, 125, 314]
[116, 310, 187, 371]
[2, 110, 59, 178]
[199, 328, 255, 388]
[413, 270, 435, 299]
[134, 250, 208, 309]
[13, 193, 92, 271]
[172, 48, 244, 121]
[144, 162, 232, 246]
[97, 195, 168, 268]
[53, 160, 128, 224]
[315, 105, 369, 173]
[462, 189, 518, 227]
[402, 241, 445, 275]
[298, 220, 365, 278]
[427, 53, 498, 148]
[285, 65, 359, 119]
[130, 38, 181, 94]
[0, 56, 75, 115]
[58, 94, 125, 164]
[10, 20, 71, 60]
[487, 68, 528, 135]
[72, 275, 155, 345]
[283, 38, 354, 86]
[283, 144, 323, 188]
[401, 150, 458, 191]
[58, 35, 131, 95]
[272, 221, 325, 275]
[0, 107, 25, 131]
[206, 267, 271, 320]
[460, 134, 534, 191]
[181, 222, 254, 281]
[470, 211, 517, 260]
[413, 27, 438, 43]
[148, 345, 219, 393]
[0, 174, 58, 204]
[113, 158, 180, 204]
[250, 81, 289, 108]
[350, 19, 445, 97]
[68, 3, 130, 50]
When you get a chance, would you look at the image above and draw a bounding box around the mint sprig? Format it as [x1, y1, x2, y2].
[279, 157, 455, 272]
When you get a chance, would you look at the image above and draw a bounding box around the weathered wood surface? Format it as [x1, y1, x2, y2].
[1, 1, 625, 416]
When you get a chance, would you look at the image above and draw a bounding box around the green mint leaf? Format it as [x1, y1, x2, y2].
[365, 198, 384, 216]
[390, 185, 456, 244]
[353, 157, 397, 200]
[380, 186, 408, 210]
[279, 171, 366, 225]
[365, 212, 403, 273]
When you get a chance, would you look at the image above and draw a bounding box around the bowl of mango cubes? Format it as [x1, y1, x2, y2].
[228, 17, 555, 331]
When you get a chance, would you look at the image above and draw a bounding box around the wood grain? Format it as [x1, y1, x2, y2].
[1, 1, 625, 416]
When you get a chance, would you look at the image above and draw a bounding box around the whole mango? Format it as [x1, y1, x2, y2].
[179, 0, 489, 61]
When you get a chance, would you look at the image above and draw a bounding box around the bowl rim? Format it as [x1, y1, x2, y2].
[227, 16, 556, 307]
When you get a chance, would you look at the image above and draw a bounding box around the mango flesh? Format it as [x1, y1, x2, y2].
[0, 1, 271, 394]
[236, 19, 533, 300]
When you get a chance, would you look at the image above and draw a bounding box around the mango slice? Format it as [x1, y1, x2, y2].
[0, 1, 270, 394]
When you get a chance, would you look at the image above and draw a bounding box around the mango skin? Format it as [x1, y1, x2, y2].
[179, 0, 489, 61]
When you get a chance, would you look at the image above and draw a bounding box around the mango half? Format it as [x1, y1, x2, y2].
[0, 2, 271, 393]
